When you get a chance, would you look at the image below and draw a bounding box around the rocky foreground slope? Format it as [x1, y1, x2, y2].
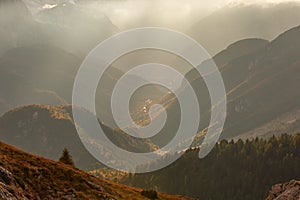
[0, 141, 193, 200]
[266, 180, 300, 200]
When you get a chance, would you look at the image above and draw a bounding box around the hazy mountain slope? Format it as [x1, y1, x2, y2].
[236, 106, 300, 140]
[171, 38, 269, 146]
[0, 0, 41, 55]
[0, 45, 80, 114]
[0, 105, 98, 169]
[134, 24, 300, 146]
[36, 1, 118, 56]
[223, 24, 300, 139]
[0, 104, 159, 170]
[0, 0, 118, 57]
[175, 24, 300, 143]
[0, 44, 169, 166]
[0, 44, 153, 127]
[185, 38, 269, 83]
[0, 141, 193, 200]
[189, 2, 300, 55]
[212, 38, 269, 68]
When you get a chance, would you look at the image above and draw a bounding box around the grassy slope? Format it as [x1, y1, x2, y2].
[0, 141, 194, 200]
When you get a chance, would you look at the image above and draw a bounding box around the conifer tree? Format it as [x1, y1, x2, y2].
[59, 148, 74, 166]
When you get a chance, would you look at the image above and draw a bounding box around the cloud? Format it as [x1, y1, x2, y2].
[226, 0, 300, 6]
[76, 0, 226, 31]
[77, 0, 300, 31]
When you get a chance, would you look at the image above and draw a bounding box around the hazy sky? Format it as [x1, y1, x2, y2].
[97, 0, 225, 30]
[80, 0, 300, 31]
[27, 0, 300, 31]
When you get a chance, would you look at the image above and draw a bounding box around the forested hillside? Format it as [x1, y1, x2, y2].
[124, 133, 300, 200]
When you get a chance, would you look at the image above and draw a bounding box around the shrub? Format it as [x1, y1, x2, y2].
[141, 189, 158, 199]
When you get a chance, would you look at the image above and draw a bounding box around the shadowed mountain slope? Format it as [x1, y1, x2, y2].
[0, 104, 159, 170]
[175, 24, 300, 144]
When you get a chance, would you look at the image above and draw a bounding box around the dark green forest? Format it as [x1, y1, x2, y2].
[124, 133, 300, 200]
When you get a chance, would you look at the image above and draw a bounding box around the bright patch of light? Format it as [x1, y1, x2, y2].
[41, 4, 57, 10]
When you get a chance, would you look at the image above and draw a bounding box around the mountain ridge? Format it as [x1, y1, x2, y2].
[184, 23, 300, 142]
[189, 2, 300, 55]
[0, 104, 160, 170]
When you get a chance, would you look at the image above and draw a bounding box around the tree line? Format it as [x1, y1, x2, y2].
[123, 133, 300, 200]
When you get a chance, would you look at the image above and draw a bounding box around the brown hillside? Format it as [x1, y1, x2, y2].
[0, 141, 194, 200]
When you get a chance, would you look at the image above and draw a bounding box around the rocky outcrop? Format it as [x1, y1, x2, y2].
[266, 180, 300, 200]
[0, 166, 29, 200]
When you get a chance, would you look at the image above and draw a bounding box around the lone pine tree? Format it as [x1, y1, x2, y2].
[59, 148, 74, 166]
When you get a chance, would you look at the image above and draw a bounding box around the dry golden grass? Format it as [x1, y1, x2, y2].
[0, 141, 194, 200]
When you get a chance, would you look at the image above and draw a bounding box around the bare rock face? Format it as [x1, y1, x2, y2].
[266, 180, 300, 200]
[0, 166, 29, 200]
